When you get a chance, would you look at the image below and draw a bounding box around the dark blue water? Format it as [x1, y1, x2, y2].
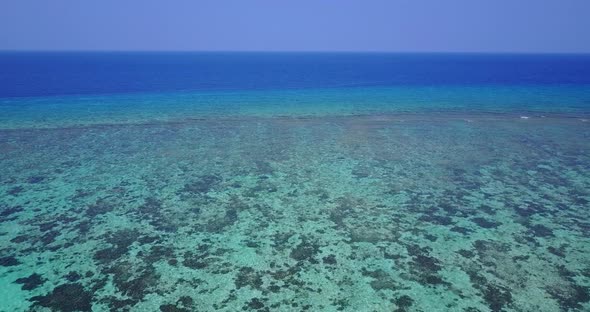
[1, 52, 590, 98]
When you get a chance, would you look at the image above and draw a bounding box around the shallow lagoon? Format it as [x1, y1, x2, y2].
[1, 110, 589, 311]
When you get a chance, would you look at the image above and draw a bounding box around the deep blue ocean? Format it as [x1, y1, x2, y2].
[1, 52, 590, 98]
[1, 53, 590, 312]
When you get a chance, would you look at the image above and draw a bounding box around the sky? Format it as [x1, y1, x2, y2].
[1, 0, 589, 53]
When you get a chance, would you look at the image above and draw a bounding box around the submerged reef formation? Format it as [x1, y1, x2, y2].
[1, 114, 589, 311]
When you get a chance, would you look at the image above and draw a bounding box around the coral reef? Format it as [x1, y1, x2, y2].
[1, 113, 589, 311]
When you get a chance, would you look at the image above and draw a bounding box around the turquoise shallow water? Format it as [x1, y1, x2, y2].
[2, 85, 590, 129]
[1, 53, 590, 312]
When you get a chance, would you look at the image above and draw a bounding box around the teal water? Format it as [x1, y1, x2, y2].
[1, 53, 590, 312]
[2, 85, 590, 129]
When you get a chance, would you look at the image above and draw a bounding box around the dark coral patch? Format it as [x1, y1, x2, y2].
[168, 258, 178, 266]
[76, 220, 92, 235]
[106, 262, 160, 301]
[394, 295, 414, 312]
[413, 254, 442, 272]
[86, 199, 115, 217]
[419, 214, 454, 226]
[27, 175, 46, 184]
[471, 217, 501, 229]
[40, 230, 60, 245]
[329, 197, 358, 227]
[177, 296, 194, 307]
[245, 298, 266, 310]
[407, 245, 441, 272]
[182, 246, 210, 269]
[362, 269, 398, 291]
[205, 206, 239, 233]
[511, 255, 529, 262]
[0, 205, 23, 221]
[226, 206, 238, 223]
[322, 254, 337, 265]
[235, 267, 263, 290]
[547, 284, 590, 311]
[290, 239, 319, 263]
[473, 240, 511, 255]
[142, 245, 175, 264]
[528, 224, 554, 238]
[106, 298, 138, 311]
[450, 226, 473, 235]
[38, 220, 58, 232]
[0, 255, 20, 266]
[181, 174, 222, 195]
[424, 233, 438, 241]
[269, 266, 302, 287]
[405, 244, 447, 286]
[93, 229, 141, 263]
[15, 273, 46, 290]
[160, 304, 190, 312]
[482, 285, 513, 312]
[122, 272, 159, 300]
[11, 235, 30, 243]
[479, 204, 496, 215]
[137, 197, 162, 216]
[547, 245, 567, 258]
[465, 268, 513, 312]
[65, 271, 82, 282]
[31, 283, 93, 312]
[546, 265, 590, 310]
[457, 249, 475, 258]
[438, 201, 463, 216]
[182, 256, 208, 269]
[466, 270, 488, 289]
[135, 197, 177, 232]
[7, 186, 24, 196]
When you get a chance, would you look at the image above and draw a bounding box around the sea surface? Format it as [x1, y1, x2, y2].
[0, 52, 589, 312]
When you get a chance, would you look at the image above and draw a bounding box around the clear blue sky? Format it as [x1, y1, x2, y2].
[1, 0, 589, 52]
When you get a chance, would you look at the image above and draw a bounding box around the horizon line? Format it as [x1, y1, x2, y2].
[1, 49, 590, 55]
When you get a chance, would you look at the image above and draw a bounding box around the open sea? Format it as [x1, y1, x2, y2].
[1, 52, 589, 312]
